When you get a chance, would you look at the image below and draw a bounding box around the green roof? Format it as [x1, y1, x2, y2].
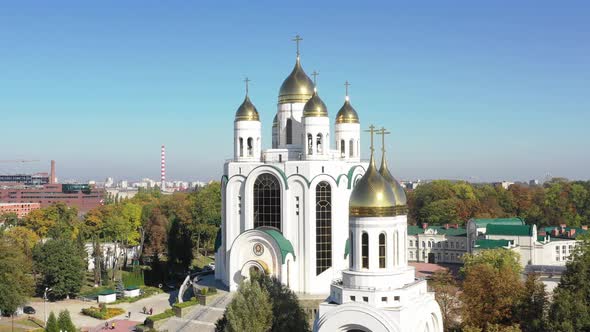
[98, 290, 116, 296]
[260, 228, 295, 262]
[486, 224, 532, 236]
[475, 239, 512, 249]
[543, 226, 588, 239]
[407, 225, 467, 236]
[537, 235, 548, 242]
[472, 218, 524, 228]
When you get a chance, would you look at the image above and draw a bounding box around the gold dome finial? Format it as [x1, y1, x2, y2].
[349, 125, 398, 217]
[336, 81, 360, 124]
[279, 35, 314, 104]
[235, 77, 260, 122]
[377, 127, 408, 207]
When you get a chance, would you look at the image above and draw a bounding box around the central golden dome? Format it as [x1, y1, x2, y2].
[349, 153, 397, 217]
[336, 99, 360, 124]
[278, 57, 314, 104]
[303, 91, 328, 117]
[234, 95, 259, 122]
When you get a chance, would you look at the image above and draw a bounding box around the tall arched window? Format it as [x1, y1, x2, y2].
[239, 138, 244, 157]
[253, 174, 281, 230]
[316, 133, 323, 153]
[349, 232, 354, 268]
[379, 233, 386, 268]
[362, 232, 369, 269]
[349, 139, 354, 157]
[307, 134, 313, 155]
[316, 181, 332, 275]
[247, 137, 253, 156]
[286, 118, 293, 144]
[340, 139, 345, 157]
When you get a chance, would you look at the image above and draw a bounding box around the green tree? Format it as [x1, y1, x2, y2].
[0, 236, 34, 316]
[33, 239, 85, 299]
[515, 274, 547, 332]
[222, 280, 272, 332]
[4, 226, 40, 259]
[548, 241, 590, 331]
[462, 248, 522, 276]
[57, 310, 76, 332]
[252, 272, 310, 332]
[23, 203, 79, 239]
[45, 311, 59, 332]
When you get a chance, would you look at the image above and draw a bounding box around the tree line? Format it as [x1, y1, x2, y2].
[408, 178, 590, 227]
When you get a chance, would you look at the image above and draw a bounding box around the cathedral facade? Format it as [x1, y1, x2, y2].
[214, 44, 365, 294]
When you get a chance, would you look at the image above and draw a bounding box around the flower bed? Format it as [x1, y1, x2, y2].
[111, 286, 162, 304]
[81, 305, 125, 320]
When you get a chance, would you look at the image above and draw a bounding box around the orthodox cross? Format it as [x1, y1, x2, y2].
[376, 127, 391, 153]
[312, 71, 319, 86]
[344, 80, 351, 97]
[292, 34, 303, 57]
[364, 125, 376, 154]
[244, 77, 250, 96]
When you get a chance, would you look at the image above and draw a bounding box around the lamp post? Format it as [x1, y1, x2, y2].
[43, 287, 52, 326]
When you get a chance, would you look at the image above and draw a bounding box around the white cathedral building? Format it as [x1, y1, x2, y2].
[214, 38, 442, 331]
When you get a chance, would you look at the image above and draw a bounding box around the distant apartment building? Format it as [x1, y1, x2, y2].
[0, 202, 41, 218]
[0, 183, 104, 213]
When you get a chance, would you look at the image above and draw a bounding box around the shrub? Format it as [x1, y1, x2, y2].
[145, 309, 175, 324]
[81, 306, 125, 320]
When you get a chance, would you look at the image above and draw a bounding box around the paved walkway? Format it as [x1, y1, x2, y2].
[87, 319, 141, 332]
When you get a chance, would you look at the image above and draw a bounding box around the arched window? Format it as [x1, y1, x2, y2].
[340, 139, 345, 157]
[253, 174, 281, 230]
[247, 137, 253, 156]
[349, 139, 354, 157]
[362, 232, 369, 269]
[349, 232, 354, 268]
[379, 233, 386, 268]
[286, 118, 293, 144]
[316, 181, 332, 275]
[307, 134, 313, 155]
[239, 138, 244, 157]
[422, 241, 425, 248]
[316, 133, 323, 153]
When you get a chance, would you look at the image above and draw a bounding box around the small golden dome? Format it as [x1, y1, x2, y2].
[278, 57, 314, 104]
[303, 91, 328, 117]
[349, 153, 397, 217]
[235, 95, 260, 122]
[335, 98, 360, 124]
[379, 155, 408, 207]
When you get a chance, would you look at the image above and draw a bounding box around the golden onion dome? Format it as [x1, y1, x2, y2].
[379, 155, 408, 207]
[234, 95, 260, 122]
[278, 57, 314, 104]
[336, 98, 360, 124]
[302, 91, 328, 117]
[349, 153, 397, 217]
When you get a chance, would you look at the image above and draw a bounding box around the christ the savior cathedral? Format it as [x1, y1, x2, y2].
[214, 37, 442, 332]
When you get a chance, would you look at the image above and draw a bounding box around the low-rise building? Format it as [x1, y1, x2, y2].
[407, 223, 468, 264]
[0, 202, 41, 218]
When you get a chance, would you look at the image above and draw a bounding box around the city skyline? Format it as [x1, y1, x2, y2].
[2, 1, 589, 182]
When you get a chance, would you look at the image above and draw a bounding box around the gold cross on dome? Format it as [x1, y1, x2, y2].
[244, 77, 251, 95]
[376, 127, 391, 152]
[364, 125, 376, 153]
[292, 34, 303, 57]
[344, 81, 351, 97]
[312, 71, 319, 86]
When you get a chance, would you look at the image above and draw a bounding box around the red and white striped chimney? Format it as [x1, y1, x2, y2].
[161, 145, 166, 190]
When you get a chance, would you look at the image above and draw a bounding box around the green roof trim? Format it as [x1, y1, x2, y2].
[407, 225, 467, 236]
[98, 290, 116, 296]
[260, 228, 295, 262]
[486, 224, 532, 236]
[344, 238, 350, 259]
[475, 239, 512, 249]
[537, 235, 548, 242]
[472, 217, 524, 228]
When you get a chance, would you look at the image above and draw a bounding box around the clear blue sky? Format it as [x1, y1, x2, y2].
[1, 1, 588, 182]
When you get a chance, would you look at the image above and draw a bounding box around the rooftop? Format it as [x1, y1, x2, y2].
[486, 224, 533, 236]
[475, 239, 513, 249]
[472, 217, 524, 228]
[408, 225, 467, 237]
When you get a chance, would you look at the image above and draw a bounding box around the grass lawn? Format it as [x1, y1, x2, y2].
[192, 255, 214, 270]
[0, 317, 44, 332]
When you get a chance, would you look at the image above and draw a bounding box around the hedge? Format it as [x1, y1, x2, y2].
[145, 309, 175, 324]
[81, 306, 125, 320]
